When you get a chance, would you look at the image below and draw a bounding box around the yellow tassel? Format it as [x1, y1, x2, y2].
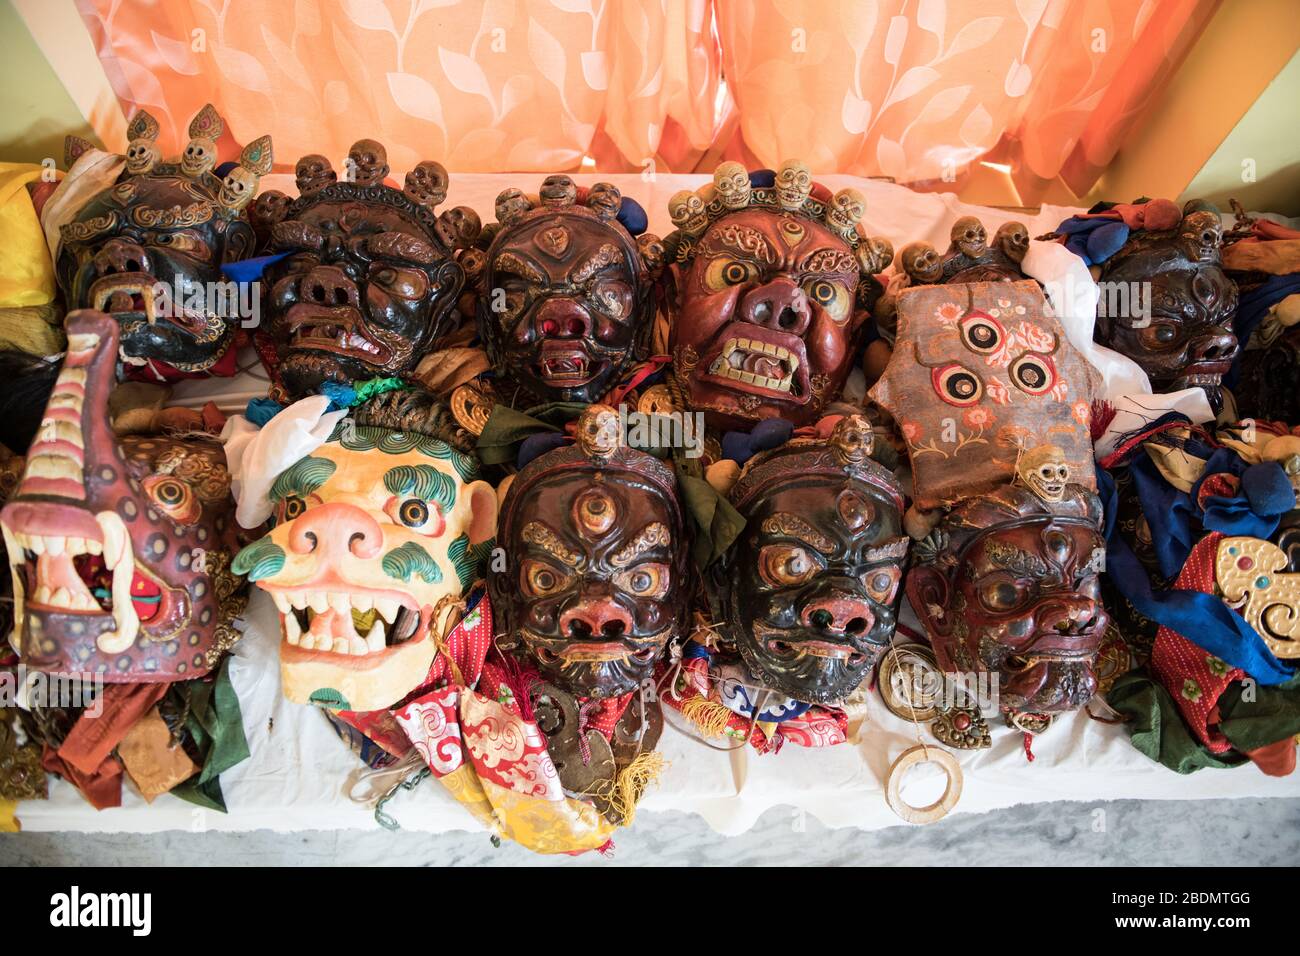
[679, 695, 734, 738]
[604, 750, 666, 828]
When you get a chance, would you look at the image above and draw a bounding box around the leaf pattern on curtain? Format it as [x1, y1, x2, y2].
[74, 0, 1213, 191]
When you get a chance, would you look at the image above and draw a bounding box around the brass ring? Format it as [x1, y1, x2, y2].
[878, 643, 942, 722]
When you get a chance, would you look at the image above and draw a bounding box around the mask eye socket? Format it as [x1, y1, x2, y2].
[521, 559, 573, 598]
[802, 277, 851, 323]
[759, 544, 821, 588]
[144, 476, 199, 523]
[383, 496, 445, 536]
[959, 311, 1004, 353]
[613, 562, 670, 600]
[978, 577, 1028, 613]
[282, 495, 307, 520]
[703, 257, 758, 292]
[932, 363, 983, 406]
[1009, 353, 1056, 395]
[862, 567, 901, 603]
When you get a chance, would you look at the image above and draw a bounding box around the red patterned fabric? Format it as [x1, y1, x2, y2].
[1150, 532, 1245, 753]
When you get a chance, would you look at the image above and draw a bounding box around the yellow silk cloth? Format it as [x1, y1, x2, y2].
[0, 164, 58, 309]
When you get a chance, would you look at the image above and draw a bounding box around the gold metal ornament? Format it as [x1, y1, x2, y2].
[1216, 536, 1300, 658]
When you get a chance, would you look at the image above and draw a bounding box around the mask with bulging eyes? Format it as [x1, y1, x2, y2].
[665, 161, 879, 429]
[489, 406, 689, 699]
[869, 280, 1100, 512]
[1, 311, 250, 681]
[715, 416, 908, 703]
[477, 181, 658, 407]
[264, 145, 464, 399]
[54, 110, 266, 377]
[1096, 207, 1239, 410]
[907, 485, 1108, 715]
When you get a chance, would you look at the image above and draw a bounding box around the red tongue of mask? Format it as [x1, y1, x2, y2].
[71, 553, 162, 620]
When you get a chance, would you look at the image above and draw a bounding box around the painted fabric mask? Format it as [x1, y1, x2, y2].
[665, 160, 892, 429]
[233, 419, 498, 712]
[55, 109, 270, 377]
[1, 310, 248, 680]
[715, 415, 907, 704]
[490, 405, 689, 699]
[907, 479, 1109, 715]
[1096, 210, 1239, 409]
[264, 142, 465, 400]
[869, 280, 1099, 511]
[477, 176, 660, 406]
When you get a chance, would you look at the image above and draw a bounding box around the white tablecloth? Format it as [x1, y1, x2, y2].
[16, 175, 1298, 834]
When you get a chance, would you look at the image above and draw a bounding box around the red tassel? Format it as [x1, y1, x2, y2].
[1089, 399, 1115, 442]
[1023, 731, 1036, 762]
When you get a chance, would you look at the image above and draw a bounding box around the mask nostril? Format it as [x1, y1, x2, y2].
[568, 618, 592, 638]
[752, 301, 772, 324]
[845, 617, 867, 635]
[304, 531, 318, 552]
[810, 608, 833, 630]
[778, 307, 798, 329]
[601, 620, 625, 638]
[540, 319, 558, 335]
[333, 288, 348, 305]
[566, 318, 584, 335]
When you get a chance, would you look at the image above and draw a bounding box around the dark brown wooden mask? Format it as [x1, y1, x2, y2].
[477, 179, 658, 407]
[1096, 211, 1239, 410]
[907, 484, 1109, 715]
[716, 416, 907, 704]
[265, 155, 464, 400]
[489, 406, 689, 698]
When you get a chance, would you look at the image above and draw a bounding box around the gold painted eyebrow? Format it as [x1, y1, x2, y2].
[760, 513, 834, 554]
[799, 248, 856, 276]
[610, 522, 670, 568]
[494, 251, 546, 284]
[864, 536, 909, 563]
[521, 521, 583, 568]
[570, 243, 624, 284]
[704, 224, 776, 263]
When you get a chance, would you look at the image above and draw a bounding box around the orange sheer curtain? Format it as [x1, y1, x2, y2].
[74, 0, 728, 174]
[74, 0, 1214, 192]
[714, 0, 1218, 193]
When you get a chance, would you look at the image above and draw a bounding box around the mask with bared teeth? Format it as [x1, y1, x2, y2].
[665, 161, 884, 429]
[714, 415, 908, 703]
[0, 310, 249, 680]
[477, 181, 658, 407]
[489, 405, 689, 698]
[54, 111, 264, 376]
[233, 415, 498, 711]
[264, 145, 464, 400]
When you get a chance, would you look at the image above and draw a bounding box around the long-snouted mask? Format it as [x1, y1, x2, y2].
[0, 310, 247, 679]
[55, 109, 267, 375]
[265, 152, 465, 400]
[665, 162, 882, 429]
[907, 483, 1109, 715]
[717, 415, 908, 704]
[233, 423, 497, 711]
[490, 405, 689, 699]
[477, 177, 659, 407]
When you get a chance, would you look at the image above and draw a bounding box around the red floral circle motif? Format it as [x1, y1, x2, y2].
[931, 363, 983, 406]
[959, 310, 1005, 354]
[1008, 353, 1057, 395]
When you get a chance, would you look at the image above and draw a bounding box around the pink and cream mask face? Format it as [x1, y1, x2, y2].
[233, 425, 496, 711]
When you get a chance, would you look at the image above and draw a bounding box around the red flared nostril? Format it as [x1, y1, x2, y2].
[738, 277, 812, 336]
[533, 298, 591, 339]
[560, 598, 633, 640]
[287, 502, 382, 559]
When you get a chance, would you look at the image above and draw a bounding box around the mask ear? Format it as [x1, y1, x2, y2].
[905, 564, 951, 642]
[463, 479, 498, 547]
